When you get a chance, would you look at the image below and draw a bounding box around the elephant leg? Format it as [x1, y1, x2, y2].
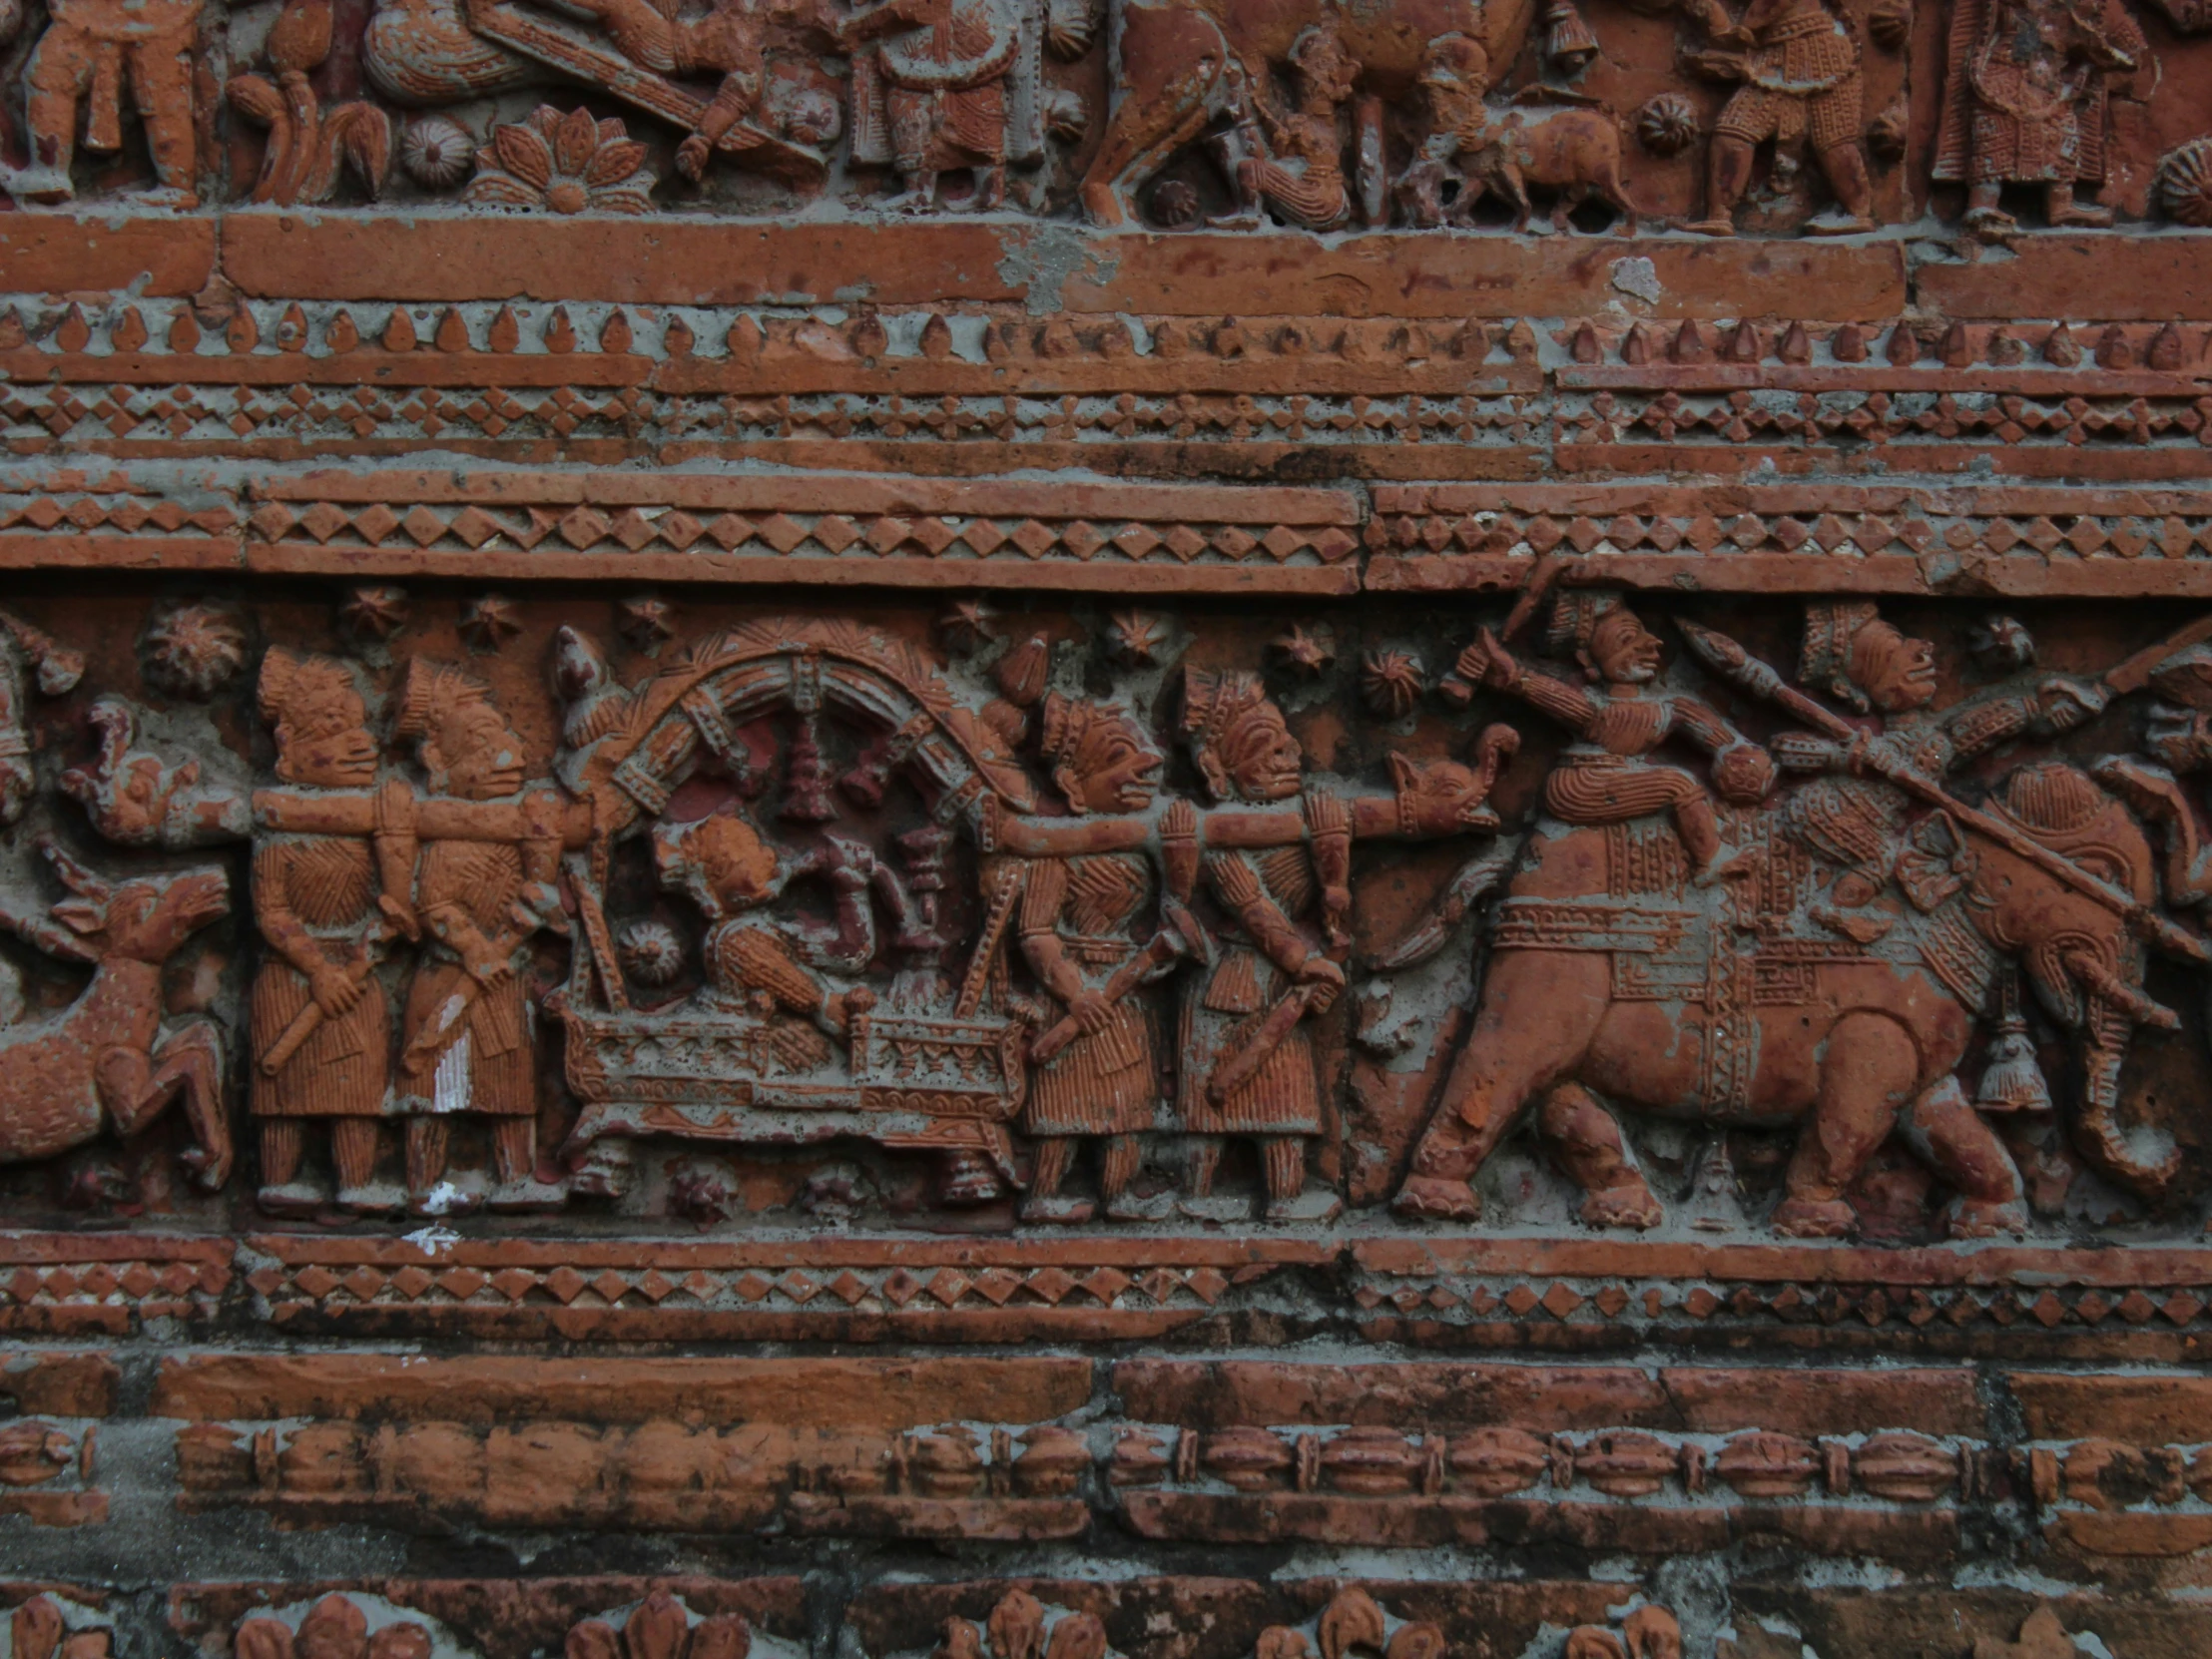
[1539, 1081, 1661, 1230]
[1773, 1011, 1919, 1238]
[1393, 952, 1607, 1222]
[1903, 1075, 2026, 1239]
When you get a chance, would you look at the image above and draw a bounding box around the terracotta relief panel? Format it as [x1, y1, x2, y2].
[13, 0, 2212, 1644]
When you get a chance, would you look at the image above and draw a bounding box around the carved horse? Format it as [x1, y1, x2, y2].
[1387, 762, 2183, 1238]
[0, 841, 233, 1186]
[1078, 0, 1542, 227]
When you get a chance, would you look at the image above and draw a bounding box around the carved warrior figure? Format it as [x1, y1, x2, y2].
[3, 0, 204, 206]
[391, 659, 567, 1212]
[1934, 0, 2145, 236]
[843, 0, 1026, 210]
[1011, 693, 1177, 1222]
[1772, 601, 2107, 929]
[250, 650, 410, 1215]
[1680, 0, 1876, 236]
[1176, 668, 1349, 1221]
[1452, 593, 1773, 883]
[1214, 22, 1359, 231]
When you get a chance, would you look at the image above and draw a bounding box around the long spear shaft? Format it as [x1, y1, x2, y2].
[1677, 621, 2210, 966]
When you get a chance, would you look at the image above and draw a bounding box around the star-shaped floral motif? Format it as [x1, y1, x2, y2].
[339, 585, 410, 642]
[619, 595, 677, 652]
[938, 598, 998, 655]
[458, 593, 523, 653]
[1273, 624, 1336, 678]
[1107, 610, 1168, 667]
[1360, 650, 1426, 718]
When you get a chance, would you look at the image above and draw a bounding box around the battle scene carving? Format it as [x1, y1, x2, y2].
[14, 0, 2212, 1644]
[0, 583, 2199, 1256]
[3, 0, 2212, 232]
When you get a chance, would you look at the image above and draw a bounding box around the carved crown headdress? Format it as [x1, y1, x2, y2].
[392, 657, 493, 744]
[1800, 600, 1882, 711]
[257, 647, 363, 739]
[1181, 667, 1271, 759]
[1543, 588, 1623, 658]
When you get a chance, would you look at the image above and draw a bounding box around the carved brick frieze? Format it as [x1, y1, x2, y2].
[16, 0, 2212, 1634]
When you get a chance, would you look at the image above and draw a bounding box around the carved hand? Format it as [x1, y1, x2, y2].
[1294, 952, 1345, 1013]
[309, 961, 363, 1018]
[1068, 988, 1113, 1035]
[1455, 629, 1513, 690]
[2037, 675, 2109, 732]
[463, 947, 516, 990]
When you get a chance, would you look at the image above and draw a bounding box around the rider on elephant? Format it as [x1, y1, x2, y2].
[1774, 602, 2107, 937]
[1453, 591, 1776, 885]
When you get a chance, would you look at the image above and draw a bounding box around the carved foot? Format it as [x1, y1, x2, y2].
[1020, 1192, 1097, 1225]
[1962, 205, 2019, 244]
[2049, 204, 2116, 230]
[1181, 1193, 1257, 1222]
[568, 1137, 635, 1199]
[1265, 1186, 1344, 1225]
[1580, 1181, 1663, 1230]
[257, 1179, 323, 1218]
[336, 1180, 405, 1216]
[1805, 210, 1875, 237]
[4, 167, 74, 205]
[1771, 1195, 1858, 1238]
[488, 1176, 569, 1213]
[1946, 1196, 2029, 1240]
[1104, 1189, 1176, 1222]
[1681, 217, 1736, 238]
[2091, 755, 2184, 820]
[408, 1179, 485, 1218]
[1391, 1174, 1481, 1223]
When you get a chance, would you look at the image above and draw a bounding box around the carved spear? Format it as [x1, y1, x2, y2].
[1676, 620, 2211, 965]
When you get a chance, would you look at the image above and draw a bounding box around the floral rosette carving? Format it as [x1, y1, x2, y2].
[465, 106, 657, 215]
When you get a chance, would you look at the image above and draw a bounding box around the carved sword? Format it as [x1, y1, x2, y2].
[1028, 896, 1204, 1067]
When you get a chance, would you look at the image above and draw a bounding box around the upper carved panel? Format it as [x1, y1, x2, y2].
[9, 0, 2212, 235]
